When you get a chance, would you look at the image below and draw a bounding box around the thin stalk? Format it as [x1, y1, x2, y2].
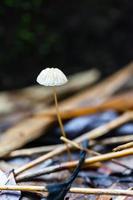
[97, 135, 133, 146]
[53, 87, 71, 160]
[70, 188, 133, 196]
[114, 141, 133, 152]
[16, 163, 100, 182]
[75, 112, 133, 143]
[8, 144, 62, 157]
[0, 185, 132, 196]
[60, 136, 98, 156]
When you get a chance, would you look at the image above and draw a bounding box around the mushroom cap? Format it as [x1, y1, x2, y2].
[36, 68, 68, 86]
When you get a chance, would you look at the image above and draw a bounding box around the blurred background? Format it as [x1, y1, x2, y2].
[0, 0, 133, 90]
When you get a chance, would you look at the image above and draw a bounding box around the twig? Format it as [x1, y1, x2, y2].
[16, 148, 133, 181]
[16, 163, 100, 182]
[96, 135, 133, 146]
[14, 111, 133, 176]
[36, 91, 133, 119]
[96, 183, 117, 200]
[74, 112, 133, 143]
[61, 136, 132, 170]
[115, 188, 133, 200]
[8, 144, 62, 157]
[0, 185, 132, 196]
[55, 62, 133, 110]
[114, 141, 133, 152]
[60, 136, 95, 155]
[70, 187, 133, 196]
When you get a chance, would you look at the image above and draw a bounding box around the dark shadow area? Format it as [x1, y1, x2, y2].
[0, 0, 133, 89]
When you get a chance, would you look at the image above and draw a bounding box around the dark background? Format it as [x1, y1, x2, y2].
[0, 0, 133, 90]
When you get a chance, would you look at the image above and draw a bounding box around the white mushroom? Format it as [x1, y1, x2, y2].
[36, 68, 68, 86]
[37, 67, 71, 159]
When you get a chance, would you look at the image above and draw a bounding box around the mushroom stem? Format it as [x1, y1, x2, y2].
[53, 87, 71, 159]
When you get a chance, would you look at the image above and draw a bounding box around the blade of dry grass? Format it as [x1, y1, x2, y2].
[0, 185, 132, 197]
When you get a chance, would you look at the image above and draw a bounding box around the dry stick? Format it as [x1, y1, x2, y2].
[61, 136, 131, 170]
[74, 111, 133, 143]
[0, 63, 132, 158]
[14, 111, 133, 176]
[95, 183, 117, 200]
[7, 136, 132, 159]
[97, 135, 133, 146]
[8, 135, 133, 158]
[51, 62, 133, 111]
[60, 136, 98, 156]
[114, 141, 133, 152]
[36, 92, 133, 119]
[16, 163, 101, 182]
[8, 144, 62, 157]
[70, 188, 133, 196]
[16, 148, 133, 182]
[53, 87, 71, 160]
[115, 188, 133, 200]
[0, 185, 132, 197]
